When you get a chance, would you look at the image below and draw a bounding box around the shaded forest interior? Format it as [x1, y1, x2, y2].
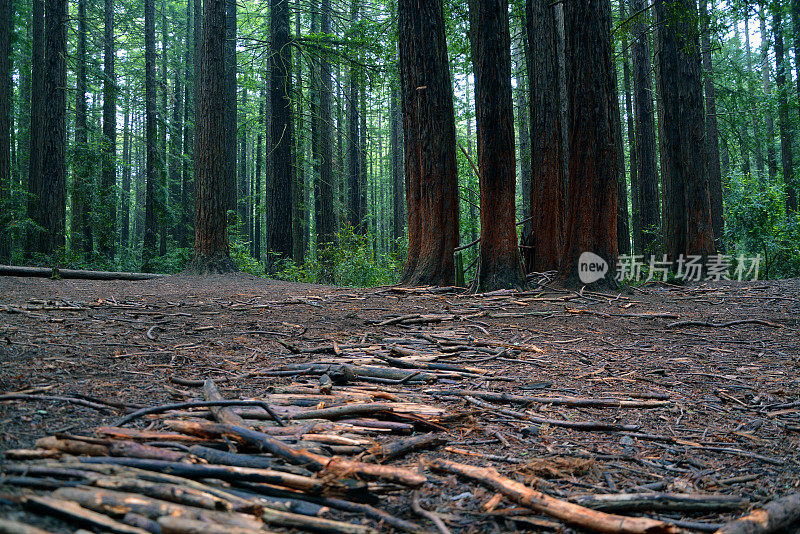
[0, 0, 799, 288]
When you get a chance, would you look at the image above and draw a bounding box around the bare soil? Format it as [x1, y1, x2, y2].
[1, 273, 799, 532]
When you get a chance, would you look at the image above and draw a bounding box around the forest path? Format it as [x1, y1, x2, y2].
[0, 273, 798, 532]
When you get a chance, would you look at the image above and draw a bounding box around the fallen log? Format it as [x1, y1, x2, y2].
[289, 402, 396, 421]
[203, 380, 247, 426]
[110, 440, 189, 462]
[571, 492, 748, 512]
[429, 459, 681, 534]
[0, 518, 57, 534]
[91, 475, 237, 512]
[363, 434, 447, 463]
[427, 389, 670, 409]
[113, 399, 285, 427]
[157, 516, 264, 534]
[714, 492, 800, 534]
[23, 495, 151, 534]
[0, 264, 169, 280]
[35, 436, 110, 457]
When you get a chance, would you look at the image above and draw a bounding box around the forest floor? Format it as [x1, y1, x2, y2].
[0, 273, 799, 533]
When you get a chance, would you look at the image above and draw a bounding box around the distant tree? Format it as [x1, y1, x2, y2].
[469, 0, 525, 291]
[315, 0, 336, 250]
[561, 0, 619, 284]
[0, 0, 9, 261]
[774, 2, 796, 214]
[620, 0, 641, 254]
[100, 0, 117, 258]
[26, 0, 44, 257]
[189, 0, 234, 272]
[656, 0, 715, 261]
[524, 0, 564, 274]
[142, 0, 158, 269]
[70, 0, 92, 255]
[398, 0, 459, 286]
[225, 0, 237, 216]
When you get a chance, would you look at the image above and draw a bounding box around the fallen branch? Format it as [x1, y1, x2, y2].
[667, 319, 780, 329]
[0, 264, 168, 280]
[203, 380, 247, 426]
[412, 489, 452, 534]
[24, 495, 151, 534]
[0, 518, 57, 534]
[429, 459, 681, 534]
[113, 399, 285, 427]
[571, 492, 748, 512]
[714, 492, 800, 534]
[427, 389, 670, 409]
[0, 394, 118, 413]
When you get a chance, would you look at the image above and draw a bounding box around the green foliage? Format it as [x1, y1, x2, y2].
[229, 231, 267, 276]
[724, 171, 800, 279]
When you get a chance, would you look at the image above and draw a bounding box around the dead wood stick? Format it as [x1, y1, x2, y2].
[428, 459, 682, 534]
[110, 440, 189, 462]
[113, 399, 285, 427]
[427, 389, 670, 409]
[187, 444, 278, 470]
[35, 436, 110, 456]
[156, 517, 264, 534]
[2, 448, 62, 460]
[163, 421, 427, 487]
[571, 492, 748, 512]
[0, 518, 57, 534]
[363, 434, 447, 463]
[289, 402, 396, 420]
[90, 475, 237, 512]
[412, 489, 452, 534]
[714, 492, 800, 534]
[667, 319, 781, 329]
[52, 487, 264, 530]
[78, 457, 325, 492]
[0, 264, 168, 280]
[203, 379, 247, 426]
[0, 394, 118, 413]
[23, 495, 151, 534]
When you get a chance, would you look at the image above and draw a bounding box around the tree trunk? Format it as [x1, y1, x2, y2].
[390, 85, 404, 249]
[267, 0, 294, 264]
[398, 0, 459, 286]
[100, 0, 117, 258]
[158, 0, 168, 257]
[524, 0, 564, 274]
[561, 0, 618, 286]
[0, 0, 9, 261]
[121, 91, 132, 252]
[743, 14, 762, 176]
[699, 0, 724, 250]
[70, 0, 92, 256]
[189, 0, 234, 273]
[359, 76, 368, 237]
[774, 5, 797, 214]
[254, 94, 264, 262]
[182, 0, 196, 248]
[169, 14, 184, 246]
[142, 0, 159, 269]
[26, 0, 44, 257]
[465, 83, 478, 245]
[631, 0, 661, 256]
[656, 0, 715, 262]
[621, 0, 640, 255]
[35, 0, 68, 256]
[225, 0, 237, 217]
[514, 18, 531, 239]
[612, 31, 630, 256]
[292, 10, 304, 262]
[760, 6, 777, 181]
[238, 87, 249, 236]
[469, 0, 524, 292]
[347, 0, 361, 233]
[315, 0, 336, 251]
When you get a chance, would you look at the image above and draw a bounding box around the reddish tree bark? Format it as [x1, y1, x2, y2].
[656, 0, 715, 261]
[142, 0, 158, 269]
[189, 0, 234, 273]
[774, 5, 797, 214]
[524, 0, 564, 274]
[100, 0, 117, 258]
[469, 0, 524, 291]
[0, 0, 9, 261]
[398, 0, 459, 286]
[561, 0, 619, 285]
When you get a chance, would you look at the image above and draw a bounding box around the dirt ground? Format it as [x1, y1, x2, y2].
[1, 273, 799, 532]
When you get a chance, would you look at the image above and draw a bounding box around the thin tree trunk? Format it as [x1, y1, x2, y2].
[760, 6, 777, 181]
[239, 87, 249, 235]
[26, 0, 44, 257]
[35, 0, 68, 256]
[182, 0, 196, 247]
[292, 10, 304, 261]
[189, 0, 234, 272]
[268, 0, 294, 264]
[744, 14, 763, 176]
[169, 15, 184, 246]
[398, 0, 459, 286]
[774, 5, 796, 214]
[631, 0, 660, 256]
[71, 0, 92, 256]
[612, 31, 630, 256]
[159, 0, 168, 256]
[100, 0, 117, 258]
[390, 84, 404, 249]
[0, 0, 9, 261]
[254, 94, 264, 262]
[316, 0, 335, 251]
[18, 23, 30, 197]
[700, 0, 724, 250]
[656, 0, 715, 261]
[514, 18, 531, 239]
[121, 90, 132, 252]
[225, 0, 237, 216]
[347, 0, 361, 233]
[142, 0, 159, 269]
[465, 83, 477, 245]
[359, 76, 368, 237]
[524, 0, 564, 273]
[469, 0, 524, 292]
[621, 0, 638, 255]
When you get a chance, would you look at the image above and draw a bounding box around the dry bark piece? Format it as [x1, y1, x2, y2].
[110, 440, 189, 462]
[91, 475, 236, 511]
[363, 434, 447, 463]
[714, 492, 800, 534]
[157, 516, 266, 534]
[203, 379, 247, 426]
[23, 495, 152, 534]
[0, 518, 58, 534]
[35, 436, 109, 456]
[571, 492, 749, 512]
[429, 459, 682, 534]
[3, 448, 61, 460]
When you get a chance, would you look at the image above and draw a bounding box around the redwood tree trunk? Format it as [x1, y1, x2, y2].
[390, 85, 404, 248]
[631, 0, 660, 256]
[700, 0, 724, 250]
[267, 0, 294, 263]
[524, 0, 564, 274]
[121, 92, 132, 251]
[190, 0, 234, 272]
[254, 95, 264, 261]
[142, 0, 158, 269]
[100, 0, 117, 258]
[182, 0, 196, 247]
[656, 0, 715, 261]
[398, 0, 459, 286]
[774, 6, 797, 214]
[315, 0, 336, 250]
[225, 0, 237, 216]
[0, 0, 9, 261]
[71, 0, 91, 255]
[35, 0, 67, 256]
[621, 0, 640, 255]
[26, 0, 44, 257]
[347, 0, 361, 233]
[760, 7, 777, 181]
[561, 0, 618, 285]
[469, 0, 524, 291]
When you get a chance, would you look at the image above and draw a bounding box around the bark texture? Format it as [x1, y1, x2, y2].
[143, 0, 159, 269]
[774, 6, 797, 214]
[0, 0, 9, 260]
[100, 0, 117, 258]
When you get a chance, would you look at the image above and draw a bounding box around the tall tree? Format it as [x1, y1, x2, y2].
[514, 17, 531, 238]
[159, 0, 168, 256]
[71, 0, 92, 255]
[169, 10, 185, 245]
[182, 0, 196, 247]
[347, 0, 362, 233]
[469, 0, 524, 291]
[0, 0, 9, 261]
[189, 0, 234, 272]
[238, 87, 249, 233]
[699, 0, 724, 249]
[315, 0, 336, 251]
[760, 5, 777, 180]
[267, 0, 294, 263]
[561, 0, 619, 284]
[398, 0, 459, 286]
[612, 25, 630, 256]
[774, 2, 796, 214]
[33, 0, 68, 255]
[656, 0, 715, 261]
[389, 85, 404, 248]
[254, 94, 264, 261]
[621, 0, 641, 255]
[120, 90, 132, 251]
[225, 0, 237, 215]
[26, 0, 44, 256]
[631, 0, 660, 256]
[100, 0, 117, 257]
[142, 0, 159, 269]
[524, 0, 564, 273]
